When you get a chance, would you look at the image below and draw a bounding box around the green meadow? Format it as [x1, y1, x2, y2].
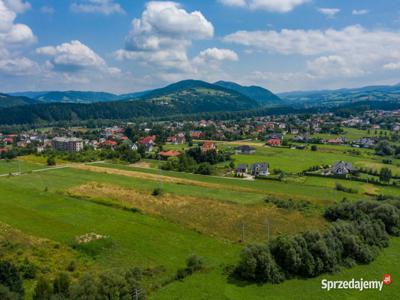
[0, 152, 399, 299]
[0, 159, 44, 174]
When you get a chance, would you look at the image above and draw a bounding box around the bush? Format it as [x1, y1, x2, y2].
[152, 187, 163, 196]
[33, 277, 52, 300]
[0, 261, 24, 297]
[47, 156, 56, 166]
[0, 284, 19, 300]
[235, 244, 284, 283]
[195, 163, 214, 175]
[175, 255, 204, 281]
[18, 258, 37, 279]
[186, 255, 203, 273]
[234, 200, 399, 284]
[335, 183, 357, 194]
[53, 273, 70, 298]
[265, 197, 313, 212]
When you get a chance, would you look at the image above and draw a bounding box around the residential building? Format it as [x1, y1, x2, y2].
[52, 137, 84, 152]
[235, 164, 248, 176]
[235, 145, 256, 155]
[331, 161, 355, 176]
[251, 163, 269, 177]
[201, 141, 216, 152]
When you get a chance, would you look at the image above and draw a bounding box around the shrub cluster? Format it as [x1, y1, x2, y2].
[175, 255, 204, 281]
[31, 267, 145, 300]
[264, 197, 313, 212]
[235, 200, 400, 284]
[0, 261, 24, 299]
[335, 183, 358, 194]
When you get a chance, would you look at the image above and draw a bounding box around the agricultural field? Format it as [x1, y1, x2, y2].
[0, 150, 399, 299]
[0, 158, 45, 175]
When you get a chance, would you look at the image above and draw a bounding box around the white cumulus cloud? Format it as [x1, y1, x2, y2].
[352, 9, 369, 15]
[3, 0, 30, 14]
[224, 25, 400, 79]
[219, 0, 309, 13]
[318, 8, 340, 18]
[193, 48, 238, 65]
[116, 1, 214, 73]
[0, 0, 37, 76]
[36, 40, 117, 74]
[71, 0, 125, 15]
[383, 62, 400, 70]
[218, 0, 246, 7]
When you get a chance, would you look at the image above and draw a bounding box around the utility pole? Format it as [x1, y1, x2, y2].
[131, 288, 142, 300]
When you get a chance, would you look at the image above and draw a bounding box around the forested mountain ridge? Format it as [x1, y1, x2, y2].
[214, 81, 282, 105]
[0, 80, 260, 125]
[0, 93, 39, 108]
[279, 83, 400, 106]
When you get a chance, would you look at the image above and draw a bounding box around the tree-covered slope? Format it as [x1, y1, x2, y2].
[0, 93, 38, 108]
[214, 81, 282, 105]
[0, 80, 260, 125]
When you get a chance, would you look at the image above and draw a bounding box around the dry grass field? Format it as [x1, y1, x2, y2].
[69, 182, 326, 243]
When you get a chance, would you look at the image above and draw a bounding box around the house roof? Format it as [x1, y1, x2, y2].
[332, 161, 354, 172]
[235, 145, 256, 151]
[103, 140, 117, 146]
[140, 135, 156, 144]
[159, 150, 181, 157]
[235, 164, 248, 170]
[251, 162, 269, 171]
[202, 141, 215, 150]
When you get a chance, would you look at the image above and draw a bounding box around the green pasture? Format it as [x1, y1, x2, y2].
[93, 162, 374, 203]
[0, 159, 45, 175]
[0, 173, 239, 275]
[152, 237, 400, 300]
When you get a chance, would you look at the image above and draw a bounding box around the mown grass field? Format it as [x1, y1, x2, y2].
[230, 145, 400, 174]
[0, 159, 45, 174]
[152, 237, 400, 300]
[0, 154, 399, 299]
[0, 169, 240, 291]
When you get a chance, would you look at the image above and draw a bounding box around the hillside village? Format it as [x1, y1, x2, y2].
[1, 109, 400, 184]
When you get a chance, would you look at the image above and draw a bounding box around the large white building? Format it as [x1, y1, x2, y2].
[52, 137, 84, 152]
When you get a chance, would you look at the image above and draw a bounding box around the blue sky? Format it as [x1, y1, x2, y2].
[1, 0, 400, 93]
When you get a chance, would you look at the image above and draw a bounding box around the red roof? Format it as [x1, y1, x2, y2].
[0, 148, 8, 153]
[103, 140, 118, 146]
[159, 150, 181, 157]
[202, 141, 216, 151]
[267, 138, 281, 146]
[139, 135, 156, 145]
[190, 131, 203, 138]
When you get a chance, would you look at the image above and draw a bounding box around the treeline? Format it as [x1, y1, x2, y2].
[234, 200, 400, 284]
[161, 148, 232, 175]
[42, 144, 141, 164]
[0, 260, 145, 300]
[0, 89, 257, 126]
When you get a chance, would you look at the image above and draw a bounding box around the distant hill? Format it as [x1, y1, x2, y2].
[0, 93, 38, 108]
[33, 91, 121, 103]
[0, 80, 259, 125]
[279, 84, 400, 107]
[214, 81, 282, 105]
[138, 80, 258, 110]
